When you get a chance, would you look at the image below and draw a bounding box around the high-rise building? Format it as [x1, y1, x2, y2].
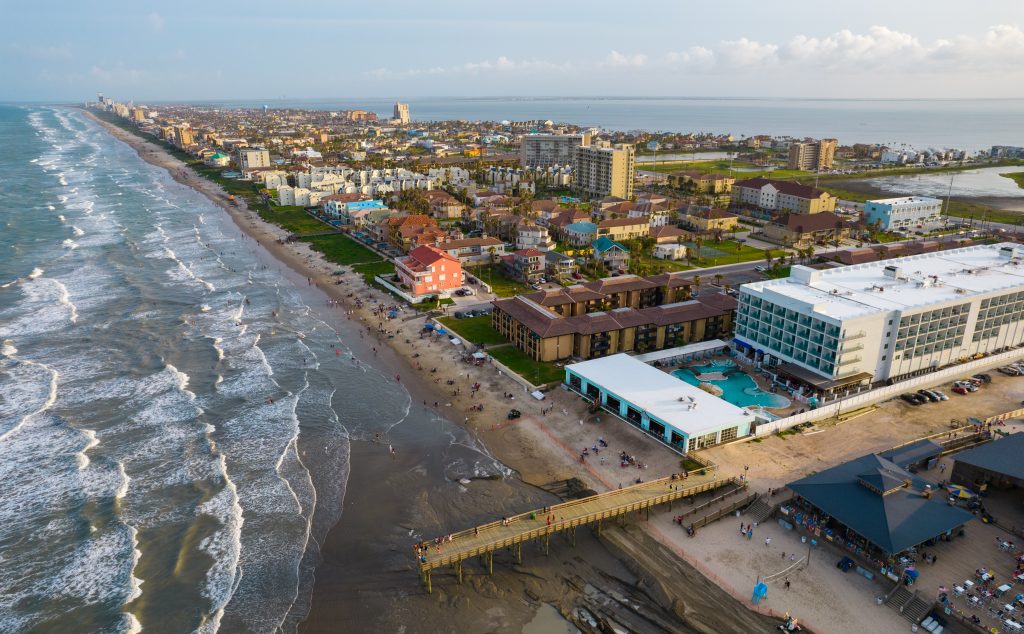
[787, 139, 838, 171]
[173, 125, 195, 149]
[574, 142, 635, 200]
[130, 107, 146, 123]
[237, 147, 271, 170]
[519, 132, 592, 168]
[393, 102, 411, 125]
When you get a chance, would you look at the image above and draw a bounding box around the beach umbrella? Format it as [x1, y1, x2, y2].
[947, 485, 976, 499]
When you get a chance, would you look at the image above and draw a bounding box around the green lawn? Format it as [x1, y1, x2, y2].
[465, 264, 532, 297]
[486, 345, 565, 385]
[352, 260, 396, 286]
[689, 239, 786, 266]
[631, 254, 692, 274]
[259, 205, 327, 235]
[437, 315, 508, 345]
[763, 265, 791, 279]
[302, 233, 381, 265]
[1001, 171, 1024, 189]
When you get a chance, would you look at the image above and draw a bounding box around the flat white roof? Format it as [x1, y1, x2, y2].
[567, 354, 753, 437]
[633, 339, 729, 364]
[868, 196, 942, 206]
[742, 243, 1024, 321]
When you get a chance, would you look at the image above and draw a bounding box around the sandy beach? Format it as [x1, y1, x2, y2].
[83, 109, 794, 633]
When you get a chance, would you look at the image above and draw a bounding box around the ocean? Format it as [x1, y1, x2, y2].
[193, 97, 1024, 152]
[0, 106, 513, 632]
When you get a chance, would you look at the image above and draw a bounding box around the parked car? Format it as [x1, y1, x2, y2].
[453, 311, 467, 319]
[952, 385, 970, 395]
[754, 265, 768, 272]
[972, 373, 993, 383]
[953, 381, 979, 392]
[917, 389, 939, 403]
[932, 390, 949, 401]
[900, 394, 923, 405]
[998, 366, 1021, 376]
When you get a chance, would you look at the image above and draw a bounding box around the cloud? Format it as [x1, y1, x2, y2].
[148, 12, 165, 32]
[664, 46, 713, 66]
[719, 38, 779, 67]
[604, 50, 648, 68]
[363, 25, 1024, 84]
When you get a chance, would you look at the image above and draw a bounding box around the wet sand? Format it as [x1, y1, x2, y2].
[84, 109, 786, 633]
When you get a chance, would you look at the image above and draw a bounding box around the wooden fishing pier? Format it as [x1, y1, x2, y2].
[415, 472, 739, 592]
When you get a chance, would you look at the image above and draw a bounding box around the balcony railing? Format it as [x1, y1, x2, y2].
[837, 356, 862, 366]
[843, 331, 867, 341]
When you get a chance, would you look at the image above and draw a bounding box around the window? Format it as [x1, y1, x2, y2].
[882, 355, 887, 361]
[720, 427, 738, 443]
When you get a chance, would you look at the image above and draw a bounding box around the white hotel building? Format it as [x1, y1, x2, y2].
[733, 244, 1024, 397]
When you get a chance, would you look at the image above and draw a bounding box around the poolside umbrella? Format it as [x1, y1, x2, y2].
[947, 485, 976, 499]
[423, 324, 434, 330]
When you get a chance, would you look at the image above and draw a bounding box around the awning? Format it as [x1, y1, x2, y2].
[531, 390, 546, 401]
[776, 362, 872, 390]
[450, 338, 462, 346]
[472, 352, 486, 360]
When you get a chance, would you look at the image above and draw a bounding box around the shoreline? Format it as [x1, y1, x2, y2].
[82, 109, 788, 633]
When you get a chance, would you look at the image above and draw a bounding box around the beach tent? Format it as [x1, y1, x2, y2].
[471, 352, 486, 360]
[531, 390, 545, 401]
[450, 338, 462, 346]
[751, 582, 768, 605]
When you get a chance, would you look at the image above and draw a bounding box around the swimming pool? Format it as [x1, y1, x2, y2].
[672, 364, 791, 409]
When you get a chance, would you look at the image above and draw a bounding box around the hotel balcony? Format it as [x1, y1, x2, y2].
[837, 356, 862, 367]
[842, 331, 867, 341]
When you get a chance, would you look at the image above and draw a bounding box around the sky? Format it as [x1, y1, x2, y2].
[3, 1, 1024, 102]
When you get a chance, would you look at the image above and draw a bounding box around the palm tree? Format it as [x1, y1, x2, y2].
[714, 273, 724, 287]
[693, 274, 702, 289]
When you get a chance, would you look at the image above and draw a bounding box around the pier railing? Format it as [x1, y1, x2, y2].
[415, 473, 737, 591]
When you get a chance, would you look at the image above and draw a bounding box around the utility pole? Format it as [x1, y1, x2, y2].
[943, 172, 955, 224]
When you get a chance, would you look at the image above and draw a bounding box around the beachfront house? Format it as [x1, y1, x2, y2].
[394, 245, 464, 299]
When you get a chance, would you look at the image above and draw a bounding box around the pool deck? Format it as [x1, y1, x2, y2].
[669, 357, 797, 413]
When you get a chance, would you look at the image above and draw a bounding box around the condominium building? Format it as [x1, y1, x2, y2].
[172, 125, 194, 149]
[491, 273, 735, 361]
[131, 107, 146, 123]
[237, 147, 271, 171]
[787, 139, 838, 171]
[731, 178, 836, 214]
[733, 244, 1024, 397]
[864, 196, 943, 231]
[393, 101, 411, 125]
[575, 142, 635, 200]
[519, 132, 592, 168]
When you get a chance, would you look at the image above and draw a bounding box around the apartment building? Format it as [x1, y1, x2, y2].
[864, 196, 943, 231]
[683, 208, 739, 233]
[733, 244, 1024, 397]
[519, 132, 592, 168]
[668, 171, 735, 194]
[787, 139, 838, 170]
[575, 142, 635, 200]
[491, 273, 735, 361]
[732, 178, 836, 214]
[597, 216, 649, 242]
[237, 147, 271, 171]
